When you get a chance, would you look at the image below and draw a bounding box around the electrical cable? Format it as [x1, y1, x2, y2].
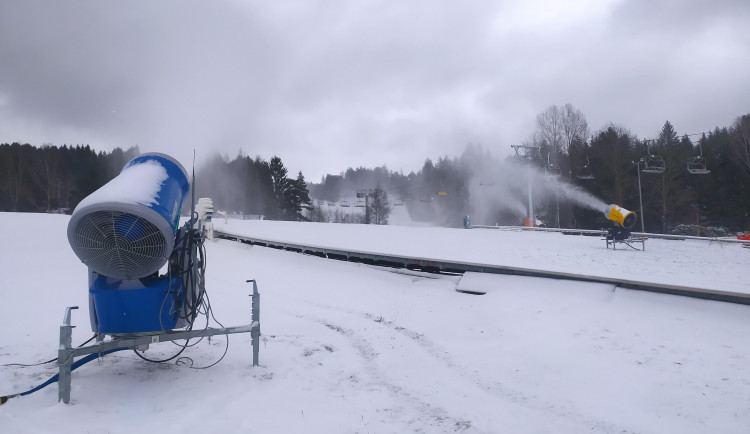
[139, 222, 225, 364]
[177, 335, 229, 370]
[1, 334, 98, 368]
[133, 345, 187, 364]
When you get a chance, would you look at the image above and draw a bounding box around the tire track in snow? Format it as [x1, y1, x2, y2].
[305, 302, 633, 434]
[304, 315, 478, 433]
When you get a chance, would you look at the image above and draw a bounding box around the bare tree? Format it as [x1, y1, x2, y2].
[536, 103, 589, 155]
[536, 105, 564, 154]
[561, 103, 589, 151]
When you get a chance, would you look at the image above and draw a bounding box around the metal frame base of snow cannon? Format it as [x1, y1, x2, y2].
[604, 226, 645, 251]
[56, 280, 261, 404]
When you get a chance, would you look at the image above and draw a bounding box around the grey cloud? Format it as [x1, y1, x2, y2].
[0, 0, 748, 179]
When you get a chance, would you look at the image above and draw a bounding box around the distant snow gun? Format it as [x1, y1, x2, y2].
[604, 204, 644, 250]
[67, 152, 199, 334]
[604, 204, 637, 229]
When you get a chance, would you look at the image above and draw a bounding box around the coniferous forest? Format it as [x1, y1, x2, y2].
[0, 145, 313, 222]
[1, 109, 748, 233]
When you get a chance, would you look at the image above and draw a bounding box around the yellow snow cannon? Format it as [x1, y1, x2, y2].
[605, 204, 637, 229]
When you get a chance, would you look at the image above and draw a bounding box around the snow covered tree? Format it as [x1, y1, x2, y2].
[368, 185, 391, 225]
[286, 171, 312, 221]
[266, 156, 311, 221]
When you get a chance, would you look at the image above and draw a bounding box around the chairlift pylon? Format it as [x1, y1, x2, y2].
[511, 144, 542, 161]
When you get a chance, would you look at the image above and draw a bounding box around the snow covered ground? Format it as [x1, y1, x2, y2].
[218, 206, 750, 295]
[1, 211, 749, 433]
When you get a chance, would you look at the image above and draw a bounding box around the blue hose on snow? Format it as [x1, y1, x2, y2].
[0, 348, 126, 406]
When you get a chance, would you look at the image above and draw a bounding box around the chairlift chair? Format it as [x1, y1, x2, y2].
[687, 157, 710, 175]
[340, 200, 350, 208]
[545, 153, 562, 176]
[642, 154, 665, 174]
[355, 200, 365, 208]
[577, 156, 595, 180]
[437, 178, 448, 196]
[641, 144, 665, 174]
[687, 144, 710, 175]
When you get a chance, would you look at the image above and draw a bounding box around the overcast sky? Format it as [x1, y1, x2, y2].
[1, 0, 748, 180]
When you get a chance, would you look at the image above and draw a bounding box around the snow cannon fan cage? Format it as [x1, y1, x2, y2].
[67, 153, 190, 280]
[605, 204, 637, 229]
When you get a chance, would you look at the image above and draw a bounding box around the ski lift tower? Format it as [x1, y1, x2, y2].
[511, 145, 542, 226]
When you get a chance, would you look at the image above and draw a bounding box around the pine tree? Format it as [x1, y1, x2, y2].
[653, 121, 691, 233]
[286, 171, 312, 221]
[266, 156, 311, 221]
[368, 185, 391, 225]
[268, 155, 290, 220]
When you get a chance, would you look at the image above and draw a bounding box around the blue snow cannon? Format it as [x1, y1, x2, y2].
[67, 153, 193, 334]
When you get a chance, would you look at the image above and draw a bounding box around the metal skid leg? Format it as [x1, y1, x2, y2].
[58, 306, 78, 404]
[248, 280, 261, 366]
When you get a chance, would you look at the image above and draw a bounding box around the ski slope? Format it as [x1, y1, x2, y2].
[1, 212, 749, 433]
[218, 215, 750, 295]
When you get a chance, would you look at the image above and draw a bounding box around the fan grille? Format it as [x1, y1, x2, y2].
[71, 210, 168, 279]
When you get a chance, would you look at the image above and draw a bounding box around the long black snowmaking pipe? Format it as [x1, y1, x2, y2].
[214, 230, 750, 306]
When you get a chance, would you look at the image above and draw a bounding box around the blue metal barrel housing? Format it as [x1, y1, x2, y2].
[67, 153, 190, 280]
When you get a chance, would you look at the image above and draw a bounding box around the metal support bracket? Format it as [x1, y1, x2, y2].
[56, 281, 261, 404]
[248, 279, 261, 366]
[58, 306, 78, 404]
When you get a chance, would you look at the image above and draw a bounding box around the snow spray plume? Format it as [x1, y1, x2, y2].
[534, 172, 607, 212]
[462, 148, 531, 225]
[460, 145, 607, 225]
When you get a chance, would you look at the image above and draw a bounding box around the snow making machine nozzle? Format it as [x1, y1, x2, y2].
[605, 204, 637, 229]
[66, 153, 194, 335]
